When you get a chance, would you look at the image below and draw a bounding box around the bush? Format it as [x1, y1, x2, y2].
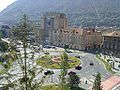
[104, 55, 106, 59]
[96, 55, 115, 74]
[107, 59, 110, 62]
[0, 41, 8, 52]
[118, 64, 120, 68]
[4, 64, 8, 68]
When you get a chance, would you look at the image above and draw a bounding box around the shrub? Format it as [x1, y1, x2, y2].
[107, 59, 110, 62]
[4, 64, 8, 68]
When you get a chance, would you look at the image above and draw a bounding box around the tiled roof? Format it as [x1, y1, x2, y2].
[104, 31, 120, 37]
[61, 28, 83, 35]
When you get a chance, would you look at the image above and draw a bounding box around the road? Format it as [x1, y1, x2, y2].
[41, 51, 113, 89]
[0, 45, 114, 89]
[67, 53, 112, 83]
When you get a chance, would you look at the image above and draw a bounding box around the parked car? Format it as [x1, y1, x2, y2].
[30, 51, 34, 54]
[66, 50, 72, 53]
[44, 52, 49, 55]
[52, 46, 56, 49]
[0, 84, 7, 90]
[90, 61, 94, 65]
[44, 45, 52, 48]
[92, 73, 98, 77]
[44, 70, 54, 75]
[75, 65, 82, 70]
[75, 55, 80, 58]
[68, 71, 76, 75]
[16, 49, 20, 52]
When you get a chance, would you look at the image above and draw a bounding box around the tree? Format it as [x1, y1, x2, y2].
[67, 72, 80, 87]
[92, 72, 102, 90]
[60, 52, 69, 77]
[0, 14, 47, 90]
[59, 52, 69, 90]
[0, 41, 8, 52]
[118, 64, 120, 68]
[63, 44, 69, 51]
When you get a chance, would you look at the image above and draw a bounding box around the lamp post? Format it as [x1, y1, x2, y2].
[110, 52, 114, 69]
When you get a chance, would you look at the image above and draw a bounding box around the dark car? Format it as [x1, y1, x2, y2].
[44, 52, 49, 55]
[92, 73, 98, 77]
[75, 65, 82, 70]
[16, 49, 20, 52]
[90, 61, 94, 65]
[66, 50, 72, 53]
[44, 70, 54, 75]
[44, 45, 52, 48]
[75, 55, 80, 58]
[68, 71, 76, 75]
[52, 46, 56, 49]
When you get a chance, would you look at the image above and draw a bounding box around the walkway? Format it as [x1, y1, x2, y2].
[101, 75, 120, 90]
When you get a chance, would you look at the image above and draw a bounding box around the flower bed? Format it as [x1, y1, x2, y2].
[36, 55, 80, 69]
[52, 58, 62, 62]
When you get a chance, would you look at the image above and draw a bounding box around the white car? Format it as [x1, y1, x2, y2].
[92, 73, 98, 77]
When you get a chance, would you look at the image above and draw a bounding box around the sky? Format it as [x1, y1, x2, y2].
[0, 0, 16, 12]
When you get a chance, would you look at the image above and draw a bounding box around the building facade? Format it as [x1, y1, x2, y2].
[40, 13, 67, 44]
[103, 31, 120, 57]
[49, 27, 103, 50]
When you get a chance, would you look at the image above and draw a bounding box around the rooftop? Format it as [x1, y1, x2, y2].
[104, 31, 120, 37]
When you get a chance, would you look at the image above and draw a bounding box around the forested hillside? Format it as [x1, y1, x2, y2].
[0, 0, 120, 27]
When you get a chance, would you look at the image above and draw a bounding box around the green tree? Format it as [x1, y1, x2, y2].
[59, 52, 69, 90]
[0, 41, 8, 52]
[92, 72, 102, 90]
[63, 44, 69, 51]
[0, 14, 46, 90]
[60, 52, 69, 77]
[0, 33, 3, 39]
[67, 72, 80, 87]
[118, 64, 120, 68]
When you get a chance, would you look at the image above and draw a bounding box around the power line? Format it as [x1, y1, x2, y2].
[91, 0, 101, 22]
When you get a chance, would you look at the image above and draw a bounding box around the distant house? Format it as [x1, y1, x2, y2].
[103, 31, 120, 57]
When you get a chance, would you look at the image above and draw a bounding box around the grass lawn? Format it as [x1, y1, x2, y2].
[0, 59, 15, 75]
[96, 55, 115, 74]
[41, 84, 84, 90]
[47, 51, 64, 52]
[36, 55, 81, 69]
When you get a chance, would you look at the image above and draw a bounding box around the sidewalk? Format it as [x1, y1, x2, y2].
[0, 65, 3, 72]
[79, 78, 93, 90]
[98, 53, 120, 72]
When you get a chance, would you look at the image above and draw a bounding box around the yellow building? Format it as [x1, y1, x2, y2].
[49, 27, 103, 50]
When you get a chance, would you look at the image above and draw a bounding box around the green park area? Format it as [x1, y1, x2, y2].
[0, 52, 17, 75]
[41, 84, 84, 90]
[96, 55, 115, 74]
[36, 55, 81, 69]
[0, 59, 15, 75]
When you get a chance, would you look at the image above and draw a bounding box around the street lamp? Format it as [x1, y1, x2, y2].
[109, 52, 114, 69]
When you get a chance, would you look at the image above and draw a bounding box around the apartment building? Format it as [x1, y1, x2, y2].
[49, 27, 102, 50]
[103, 31, 120, 57]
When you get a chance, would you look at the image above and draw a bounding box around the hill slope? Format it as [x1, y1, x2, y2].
[0, 0, 120, 27]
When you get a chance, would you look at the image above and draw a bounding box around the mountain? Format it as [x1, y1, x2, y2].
[0, 0, 120, 27]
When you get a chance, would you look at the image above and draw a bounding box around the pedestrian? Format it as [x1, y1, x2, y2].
[85, 80, 87, 84]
